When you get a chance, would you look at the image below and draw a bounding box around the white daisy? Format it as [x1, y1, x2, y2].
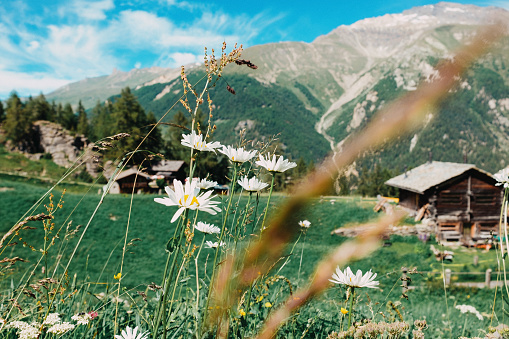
[237, 176, 269, 192]
[329, 267, 379, 289]
[181, 131, 222, 152]
[205, 241, 225, 248]
[196, 178, 218, 190]
[154, 179, 222, 223]
[494, 168, 509, 188]
[195, 222, 220, 234]
[256, 154, 297, 173]
[218, 146, 257, 163]
[298, 220, 311, 228]
[114, 326, 149, 339]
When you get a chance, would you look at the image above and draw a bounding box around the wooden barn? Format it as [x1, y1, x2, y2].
[385, 161, 502, 242]
[145, 160, 186, 183]
[108, 168, 152, 194]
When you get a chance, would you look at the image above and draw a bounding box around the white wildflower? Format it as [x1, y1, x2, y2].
[298, 220, 311, 228]
[256, 154, 297, 173]
[455, 304, 483, 320]
[181, 131, 221, 152]
[205, 241, 225, 248]
[196, 178, 218, 190]
[47, 322, 75, 335]
[329, 266, 379, 289]
[115, 326, 150, 339]
[219, 146, 257, 163]
[195, 221, 220, 234]
[43, 313, 61, 326]
[237, 176, 269, 192]
[154, 179, 221, 223]
[71, 313, 93, 325]
[7, 321, 40, 339]
[494, 168, 509, 188]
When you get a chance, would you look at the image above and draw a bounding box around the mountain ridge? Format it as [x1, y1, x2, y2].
[44, 2, 509, 174]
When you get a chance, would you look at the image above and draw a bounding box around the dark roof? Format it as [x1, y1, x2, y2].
[385, 161, 494, 194]
[149, 160, 185, 172]
[114, 168, 151, 180]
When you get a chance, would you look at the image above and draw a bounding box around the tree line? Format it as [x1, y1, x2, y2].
[0, 88, 396, 195]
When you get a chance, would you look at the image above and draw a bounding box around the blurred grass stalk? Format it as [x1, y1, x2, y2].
[209, 21, 508, 338]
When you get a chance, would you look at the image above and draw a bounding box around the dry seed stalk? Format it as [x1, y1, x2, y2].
[207, 22, 507, 334]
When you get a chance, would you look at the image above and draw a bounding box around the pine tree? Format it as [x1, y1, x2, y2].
[144, 111, 163, 153]
[90, 101, 112, 141]
[0, 100, 5, 123]
[25, 94, 53, 121]
[76, 101, 90, 136]
[4, 92, 31, 144]
[61, 103, 76, 131]
[109, 87, 148, 162]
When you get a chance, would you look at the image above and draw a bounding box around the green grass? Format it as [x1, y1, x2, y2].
[0, 180, 506, 338]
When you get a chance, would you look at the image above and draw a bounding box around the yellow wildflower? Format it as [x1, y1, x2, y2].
[114, 273, 122, 280]
[264, 302, 272, 308]
[341, 307, 348, 314]
[239, 309, 246, 317]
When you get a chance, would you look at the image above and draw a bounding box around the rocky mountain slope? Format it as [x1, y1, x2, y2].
[46, 2, 509, 172]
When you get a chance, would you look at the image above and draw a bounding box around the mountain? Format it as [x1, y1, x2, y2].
[46, 2, 509, 172]
[45, 67, 180, 109]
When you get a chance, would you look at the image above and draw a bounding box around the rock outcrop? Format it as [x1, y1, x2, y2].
[25, 121, 101, 177]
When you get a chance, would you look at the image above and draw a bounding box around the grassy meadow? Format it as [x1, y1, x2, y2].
[0, 176, 506, 338]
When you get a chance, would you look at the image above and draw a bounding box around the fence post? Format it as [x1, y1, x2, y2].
[485, 269, 492, 288]
[444, 269, 452, 285]
[401, 267, 408, 294]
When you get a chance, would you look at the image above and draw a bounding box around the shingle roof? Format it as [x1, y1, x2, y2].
[114, 168, 151, 180]
[149, 160, 185, 172]
[385, 161, 492, 194]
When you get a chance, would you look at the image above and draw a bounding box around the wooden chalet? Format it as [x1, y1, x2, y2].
[105, 160, 187, 194]
[385, 161, 502, 242]
[145, 160, 186, 183]
[109, 168, 152, 194]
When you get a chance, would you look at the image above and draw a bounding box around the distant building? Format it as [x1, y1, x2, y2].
[145, 160, 186, 183]
[105, 160, 187, 194]
[385, 161, 502, 242]
[107, 168, 152, 194]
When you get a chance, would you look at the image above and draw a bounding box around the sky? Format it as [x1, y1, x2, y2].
[1, 0, 508, 99]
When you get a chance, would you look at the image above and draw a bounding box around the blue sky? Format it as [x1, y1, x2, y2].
[0, 0, 508, 99]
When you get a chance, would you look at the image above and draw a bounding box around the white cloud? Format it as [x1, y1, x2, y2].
[44, 24, 118, 76]
[0, 70, 72, 98]
[0, 2, 282, 96]
[167, 52, 200, 67]
[60, 0, 115, 20]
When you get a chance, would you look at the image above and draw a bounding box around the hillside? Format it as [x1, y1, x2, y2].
[44, 2, 509, 173]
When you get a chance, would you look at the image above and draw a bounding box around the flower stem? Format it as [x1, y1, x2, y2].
[261, 173, 276, 230]
[201, 162, 238, 334]
[347, 286, 355, 329]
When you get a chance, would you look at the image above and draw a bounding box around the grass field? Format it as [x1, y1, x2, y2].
[0, 176, 506, 338]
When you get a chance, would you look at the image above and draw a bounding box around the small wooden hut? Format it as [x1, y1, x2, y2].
[109, 168, 152, 194]
[145, 160, 186, 183]
[385, 161, 502, 242]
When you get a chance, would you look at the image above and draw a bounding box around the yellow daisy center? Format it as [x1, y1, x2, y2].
[179, 195, 200, 206]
